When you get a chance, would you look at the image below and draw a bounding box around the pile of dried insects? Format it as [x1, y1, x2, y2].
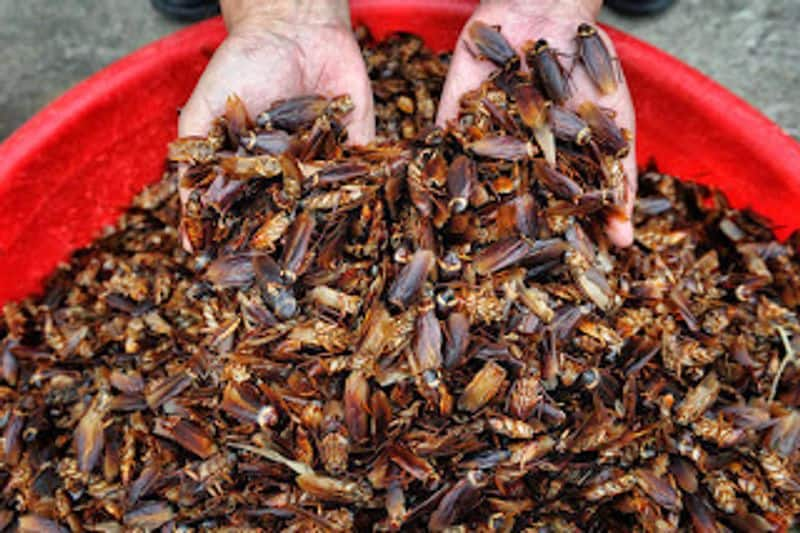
[2, 24, 800, 532]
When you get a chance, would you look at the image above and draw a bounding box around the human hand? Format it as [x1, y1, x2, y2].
[178, 0, 374, 144]
[437, 0, 637, 247]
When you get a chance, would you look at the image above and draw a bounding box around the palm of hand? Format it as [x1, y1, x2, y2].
[179, 23, 374, 144]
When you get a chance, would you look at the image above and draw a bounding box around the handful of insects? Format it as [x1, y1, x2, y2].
[2, 23, 800, 532]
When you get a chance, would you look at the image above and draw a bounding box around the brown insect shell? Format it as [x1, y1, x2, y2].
[280, 211, 315, 283]
[577, 101, 629, 159]
[514, 83, 550, 130]
[446, 155, 476, 215]
[388, 249, 436, 309]
[548, 106, 592, 146]
[344, 371, 371, 443]
[576, 23, 618, 96]
[525, 39, 570, 105]
[412, 302, 443, 374]
[467, 20, 520, 71]
[256, 94, 327, 131]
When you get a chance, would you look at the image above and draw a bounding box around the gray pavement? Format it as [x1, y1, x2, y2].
[1, 0, 798, 140]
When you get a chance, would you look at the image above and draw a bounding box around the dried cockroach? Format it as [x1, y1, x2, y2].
[525, 39, 570, 104]
[576, 23, 618, 95]
[256, 94, 328, 131]
[281, 211, 315, 283]
[447, 155, 476, 213]
[458, 360, 507, 412]
[578, 101, 630, 158]
[428, 471, 488, 530]
[549, 105, 591, 145]
[467, 21, 520, 71]
[387, 249, 435, 309]
[515, 83, 556, 165]
[468, 135, 537, 161]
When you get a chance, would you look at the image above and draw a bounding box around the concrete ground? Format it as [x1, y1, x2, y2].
[1, 0, 798, 140]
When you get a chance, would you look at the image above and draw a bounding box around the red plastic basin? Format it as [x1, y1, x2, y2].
[0, 0, 799, 306]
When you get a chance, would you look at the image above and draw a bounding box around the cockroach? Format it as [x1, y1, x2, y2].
[168, 137, 218, 164]
[447, 155, 476, 213]
[221, 383, 277, 428]
[634, 468, 681, 511]
[411, 303, 443, 374]
[473, 237, 534, 275]
[407, 160, 433, 216]
[669, 456, 699, 493]
[468, 135, 537, 161]
[428, 471, 488, 530]
[548, 106, 591, 145]
[525, 39, 570, 104]
[583, 470, 637, 502]
[514, 83, 556, 165]
[685, 493, 720, 533]
[307, 286, 361, 316]
[296, 472, 373, 504]
[74, 391, 111, 473]
[386, 481, 407, 530]
[458, 360, 507, 412]
[757, 450, 800, 492]
[387, 249, 435, 309]
[731, 463, 779, 514]
[534, 160, 583, 201]
[275, 154, 303, 209]
[281, 212, 315, 283]
[705, 471, 740, 514]
[388, 442, 439, 483]
[240, 129, 291, 155]
[256, 94, 328, 131]
[577, 101, 630, 158]
[566, 251, 614, 311]
[220, 154, 282, 178]
[319, 402, 350, 475]
[311, 161, 369, 188]
[467, 21, 520, 71]
[444, 312, 470, 369]
[344, 371, 370, 443]
[224, 94, 253, 146]
[766, 410, 800, 456]
[576, 23, 618, 95]
[692, 415, 746, 448]
[153, 417, 217, 459]
[303, 184, 376, 211]
[675, 372, 720, 425]
[250, 210, 292, 252]
[488, 414, 537, 439]
[370, 389, 392, 440]
[481, 96, 520, 135]
[508, 434, 556, 467]
[145, 371, 193, 410]
[3, 409, 23, 465]
[298, 114, 338, 161]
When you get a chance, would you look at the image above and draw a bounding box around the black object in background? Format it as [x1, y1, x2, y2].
[151, 0, 220, 22]
[606, 0, 675, 16]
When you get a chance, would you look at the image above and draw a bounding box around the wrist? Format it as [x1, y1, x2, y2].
[221, 0, 351, 33]
[480, 0, 602, 21]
